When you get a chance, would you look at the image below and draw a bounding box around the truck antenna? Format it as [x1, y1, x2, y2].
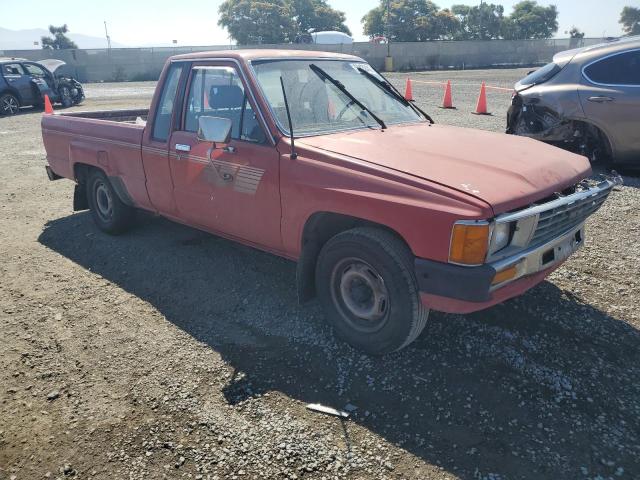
[279, 76, 297, 159]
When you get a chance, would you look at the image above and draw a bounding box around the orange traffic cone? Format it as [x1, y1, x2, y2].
[440, 80, 454, 109]
[473, 82, 490, 115]
[404, 78, 413, 101]
[44, 94, 54, 114]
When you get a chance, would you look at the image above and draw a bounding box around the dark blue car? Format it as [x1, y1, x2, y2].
[0, 57, 84, 115]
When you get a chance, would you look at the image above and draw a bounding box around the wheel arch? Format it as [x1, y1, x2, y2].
[0, 87, 22, 103]
[296, 211, 411, 303]
[72, 163, 135, 211]
[573, 118, 615, 161]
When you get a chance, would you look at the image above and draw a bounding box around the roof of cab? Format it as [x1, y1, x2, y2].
[170, 49, 363, 62]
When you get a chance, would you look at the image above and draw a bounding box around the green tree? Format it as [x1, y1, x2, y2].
[292, 0, 351, 35]
[218, 0, 350, 44]
[568, 26, 584, 38]
[451, 3, 505, 39]
[502, 1, 558, 40]
[620, 6, 640, 35]
[41, 24, 78, 50]
[362, 0, 460, 41]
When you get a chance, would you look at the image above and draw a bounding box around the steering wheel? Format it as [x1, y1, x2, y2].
[335, 100, 356, 122]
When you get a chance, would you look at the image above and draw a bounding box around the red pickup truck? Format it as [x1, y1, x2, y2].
[42, 50, 619, 354]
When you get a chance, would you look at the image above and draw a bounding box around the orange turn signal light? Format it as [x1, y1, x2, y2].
[492, 265, 518, 285]
[449, 223, 489, 265]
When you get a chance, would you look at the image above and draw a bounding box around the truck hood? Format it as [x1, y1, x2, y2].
[298, 123, 591, 214]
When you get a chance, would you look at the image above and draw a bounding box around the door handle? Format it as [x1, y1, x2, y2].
[175, 143, 191, 152]
[588, 96, 614, 103]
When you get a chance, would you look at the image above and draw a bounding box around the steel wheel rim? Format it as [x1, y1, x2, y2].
[2, 96, 18, 114]
[331, 257, 389, 333]
[95, 182, 113, 221]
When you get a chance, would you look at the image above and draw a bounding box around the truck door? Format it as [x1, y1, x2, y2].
[168, 63, 281, 249]
[142, 62, 186, 215]
[578, 49, 640, 162]
[1, 63, 34, 105]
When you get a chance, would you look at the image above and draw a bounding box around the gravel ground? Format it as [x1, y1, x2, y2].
[1, 68, 639, 480]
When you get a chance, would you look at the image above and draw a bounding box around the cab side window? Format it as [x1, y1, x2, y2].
[584, 50, 640, 86]
[184, 66, 266, 143]
[152, 64, 184, 142]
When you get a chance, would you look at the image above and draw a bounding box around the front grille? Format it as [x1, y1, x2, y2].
[529, 187, 610, 248]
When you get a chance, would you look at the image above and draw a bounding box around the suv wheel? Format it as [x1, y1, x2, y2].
[316, 227, 429, 355]
[86, 170, 135, 234]
[0, 93, 20, 115]
[60, 86, 73, 108]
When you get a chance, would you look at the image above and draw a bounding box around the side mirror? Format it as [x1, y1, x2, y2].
[197, 116, 232, 144]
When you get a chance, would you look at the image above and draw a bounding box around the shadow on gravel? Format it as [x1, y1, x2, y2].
[39, 212, 640, 480]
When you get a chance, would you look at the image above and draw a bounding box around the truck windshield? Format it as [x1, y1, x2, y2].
[252, 59, 424, 136]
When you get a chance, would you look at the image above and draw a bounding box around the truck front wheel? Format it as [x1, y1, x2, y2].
[86, 170, 134, 234]
[316, 227, 429, 355]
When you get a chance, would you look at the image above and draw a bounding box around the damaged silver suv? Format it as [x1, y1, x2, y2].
[0, 58, 84, 115]
[507, 37, 640, 165]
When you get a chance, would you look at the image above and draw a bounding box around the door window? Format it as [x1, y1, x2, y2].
[584, 50, 640, 86]
[184, 66, 266, 143]
[2, 64, 24, 76]
[152, 63, 184, 142]
[23, 64, 47, 77]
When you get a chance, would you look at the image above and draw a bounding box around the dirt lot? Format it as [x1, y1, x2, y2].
[1, 68, 639, 480]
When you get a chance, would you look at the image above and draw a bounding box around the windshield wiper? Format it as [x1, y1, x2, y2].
[357, 67, 434, 124]
[309, 63, 386, 130]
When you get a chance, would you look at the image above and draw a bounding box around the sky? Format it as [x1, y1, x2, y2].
[1, 0, 631, 47]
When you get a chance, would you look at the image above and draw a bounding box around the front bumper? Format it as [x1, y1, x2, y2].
[415, 223, 585, 313]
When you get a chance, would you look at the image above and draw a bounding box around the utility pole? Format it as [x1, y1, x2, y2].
[384, 0, 393, 71]
[104, 21, 112, 50]
[479, 0, 484, 40]
[386, 0, 391, 57]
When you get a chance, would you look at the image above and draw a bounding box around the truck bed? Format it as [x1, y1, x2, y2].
[42, 109, 153, 211]
[57, 108, 149, 124]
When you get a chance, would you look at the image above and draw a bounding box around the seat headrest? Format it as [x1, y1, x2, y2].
[209, 85, 244, 109]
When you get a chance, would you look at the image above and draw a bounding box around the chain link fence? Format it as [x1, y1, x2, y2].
[1, 38, 605, 82]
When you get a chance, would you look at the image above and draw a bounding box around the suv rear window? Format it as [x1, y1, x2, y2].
[583, 50, 640, 86]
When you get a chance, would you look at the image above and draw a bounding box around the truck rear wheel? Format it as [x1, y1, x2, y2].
[316, 227, 429, 355]
[86, 170, 134, 234]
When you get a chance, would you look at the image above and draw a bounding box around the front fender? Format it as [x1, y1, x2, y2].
[280, 147, 492, 262]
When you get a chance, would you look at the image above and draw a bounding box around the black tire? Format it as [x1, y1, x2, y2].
[0, 93, 20, 116]
[59, 86, 73, 108]
[316, 227, 429, 355]
[86, 170, 135, 234]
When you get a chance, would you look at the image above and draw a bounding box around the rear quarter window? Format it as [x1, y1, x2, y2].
[584, 49, 640, 86]
[516, 62, 562, 89]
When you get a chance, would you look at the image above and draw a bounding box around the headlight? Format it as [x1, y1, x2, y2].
[449, 221, 490, 265]
[489, 222, 513, 255]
